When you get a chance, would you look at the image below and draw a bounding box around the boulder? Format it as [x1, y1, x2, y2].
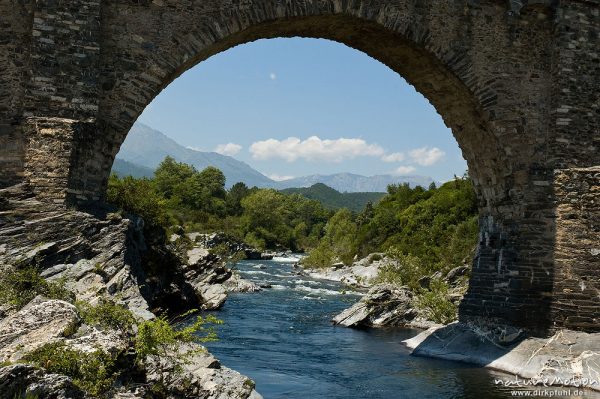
[445, 265, 469, 285]
[0, 297, 80, 363]
[332, 284, 417, 328]
[224, 274, 262, 293]
[199, 284, 228, 310]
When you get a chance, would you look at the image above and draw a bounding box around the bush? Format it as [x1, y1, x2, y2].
[76, 299, 137, 331]
[374, 249, 427, 291]
[106, 174, 171, 230]
[0, 267, 74, 309]
[302, 244, 335, 269]
[416, 279, 458, 324]
[24, 342, 119, 396]
[135, 311, 222, 365]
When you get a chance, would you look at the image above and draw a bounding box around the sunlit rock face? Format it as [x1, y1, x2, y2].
[0, 0, 598, 335]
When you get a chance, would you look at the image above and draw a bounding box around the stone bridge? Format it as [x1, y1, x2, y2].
[0, 0, 598, 335]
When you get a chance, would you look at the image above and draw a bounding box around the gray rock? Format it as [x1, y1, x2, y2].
[198, 284, 228, 310]
[0, 297, 80, 363]
[0, 364, 86, 399]
[224, 274, 262, 293]
[445, 265, 469, 284]
[333, 284, 417, 328]
[403, 323, 600, 392]
[144, 343, 262, 399]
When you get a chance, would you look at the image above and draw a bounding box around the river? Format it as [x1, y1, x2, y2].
[203, 258, 597, 399]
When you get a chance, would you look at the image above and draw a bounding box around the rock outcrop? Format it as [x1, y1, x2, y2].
[0, 364, 87, 399]
[0, 185, 260, 398]
[0, 184, 198, 320]
[302, 253, 390, 288]
[187, 232, 272, 261]
[403, 322, 600, 393]
[0, 297, 80, 363]
[332, 284, 420, 328]
[224, 273, 262, 293]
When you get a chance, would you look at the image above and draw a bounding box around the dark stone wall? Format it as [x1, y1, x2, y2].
[0, 0, 598, 335]
[0, 1, 33, 187]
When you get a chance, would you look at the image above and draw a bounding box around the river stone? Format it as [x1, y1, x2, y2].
[224, 274, 262, 293]
[0, 296, 80, 363]
[199, 284, 228, 310]
[333, 284, 417, 328]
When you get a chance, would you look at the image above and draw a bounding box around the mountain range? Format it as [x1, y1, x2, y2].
[113, 123, 434, 192]
[115, 123, 275, 188]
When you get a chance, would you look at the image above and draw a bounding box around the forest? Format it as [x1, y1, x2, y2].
[107, 156, 479, 275]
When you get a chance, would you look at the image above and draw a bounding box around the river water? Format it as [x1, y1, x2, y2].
[203, 258, 597, 399]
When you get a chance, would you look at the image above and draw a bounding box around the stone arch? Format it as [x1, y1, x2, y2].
[4, 0, 598, 335]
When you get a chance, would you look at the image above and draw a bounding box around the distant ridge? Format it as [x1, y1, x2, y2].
[115, 123, 277, 188]
[112, 158, 155, 179]
[113, 123, 435, 193]
[276, 172, 434, 193]
[281, 183, 385, 212]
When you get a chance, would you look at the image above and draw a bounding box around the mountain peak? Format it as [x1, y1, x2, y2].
[114, 123, 435, 193]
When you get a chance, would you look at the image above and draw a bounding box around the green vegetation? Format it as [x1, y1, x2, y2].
[135, 312, 222, 365]
[0, 266, 74, 309]
[24, 342, 118, 396]
[304, 177, 478, 274]
[107, 156, 332, 251]
[282, 183, 385, 212]
[302, 177, 477, 324]
[76, 299, 137, 331]
[416, 278, 458, 324]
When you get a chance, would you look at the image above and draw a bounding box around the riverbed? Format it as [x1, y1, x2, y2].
[203, 258, 598, 399]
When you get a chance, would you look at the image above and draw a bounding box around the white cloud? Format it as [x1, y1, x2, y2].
[249, 136, 385, 163]
[270, 72, 277, 81]
[393, 166, 417, 175]
[381, 152, 405, 163]
[268, 174, 294, 182]
[215, 143, 242, 156]
[187, 146, 204, 152]
[409, 147, 445, 166]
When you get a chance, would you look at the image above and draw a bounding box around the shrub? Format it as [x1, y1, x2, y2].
[24, 342, 118, 396]
[374, 249, 426, 291]
[106, 174, 171, 230]
[416, 279, 458, 324]
[0, 267, 74, 309]
[76, 299, 137, 331]
[135, 311, 222, 365]
[302, 244, 335, 269]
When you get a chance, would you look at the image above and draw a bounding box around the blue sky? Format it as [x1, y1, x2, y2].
[137, 38, 467, 182]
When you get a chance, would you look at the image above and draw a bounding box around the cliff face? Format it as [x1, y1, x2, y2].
[0, 183, 199, 319]
[0, 184, 261, 398]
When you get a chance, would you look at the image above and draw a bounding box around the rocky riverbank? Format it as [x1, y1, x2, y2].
[332, 284, 440, 330]
[300, 253, 389, 288]
[0, 184, 261, 398]
[403, 322, 600, 393]
[300, 253, 468, 330]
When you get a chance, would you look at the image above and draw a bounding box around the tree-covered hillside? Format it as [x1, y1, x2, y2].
[281, 183, 385, 212]
[304, 178, 479, 275]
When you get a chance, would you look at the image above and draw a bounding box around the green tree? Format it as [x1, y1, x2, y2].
[153, 156, 196, 199]
[226, 182, 251, 216]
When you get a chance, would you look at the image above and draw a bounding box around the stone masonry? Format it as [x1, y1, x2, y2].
[0, 0, 598, 336]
